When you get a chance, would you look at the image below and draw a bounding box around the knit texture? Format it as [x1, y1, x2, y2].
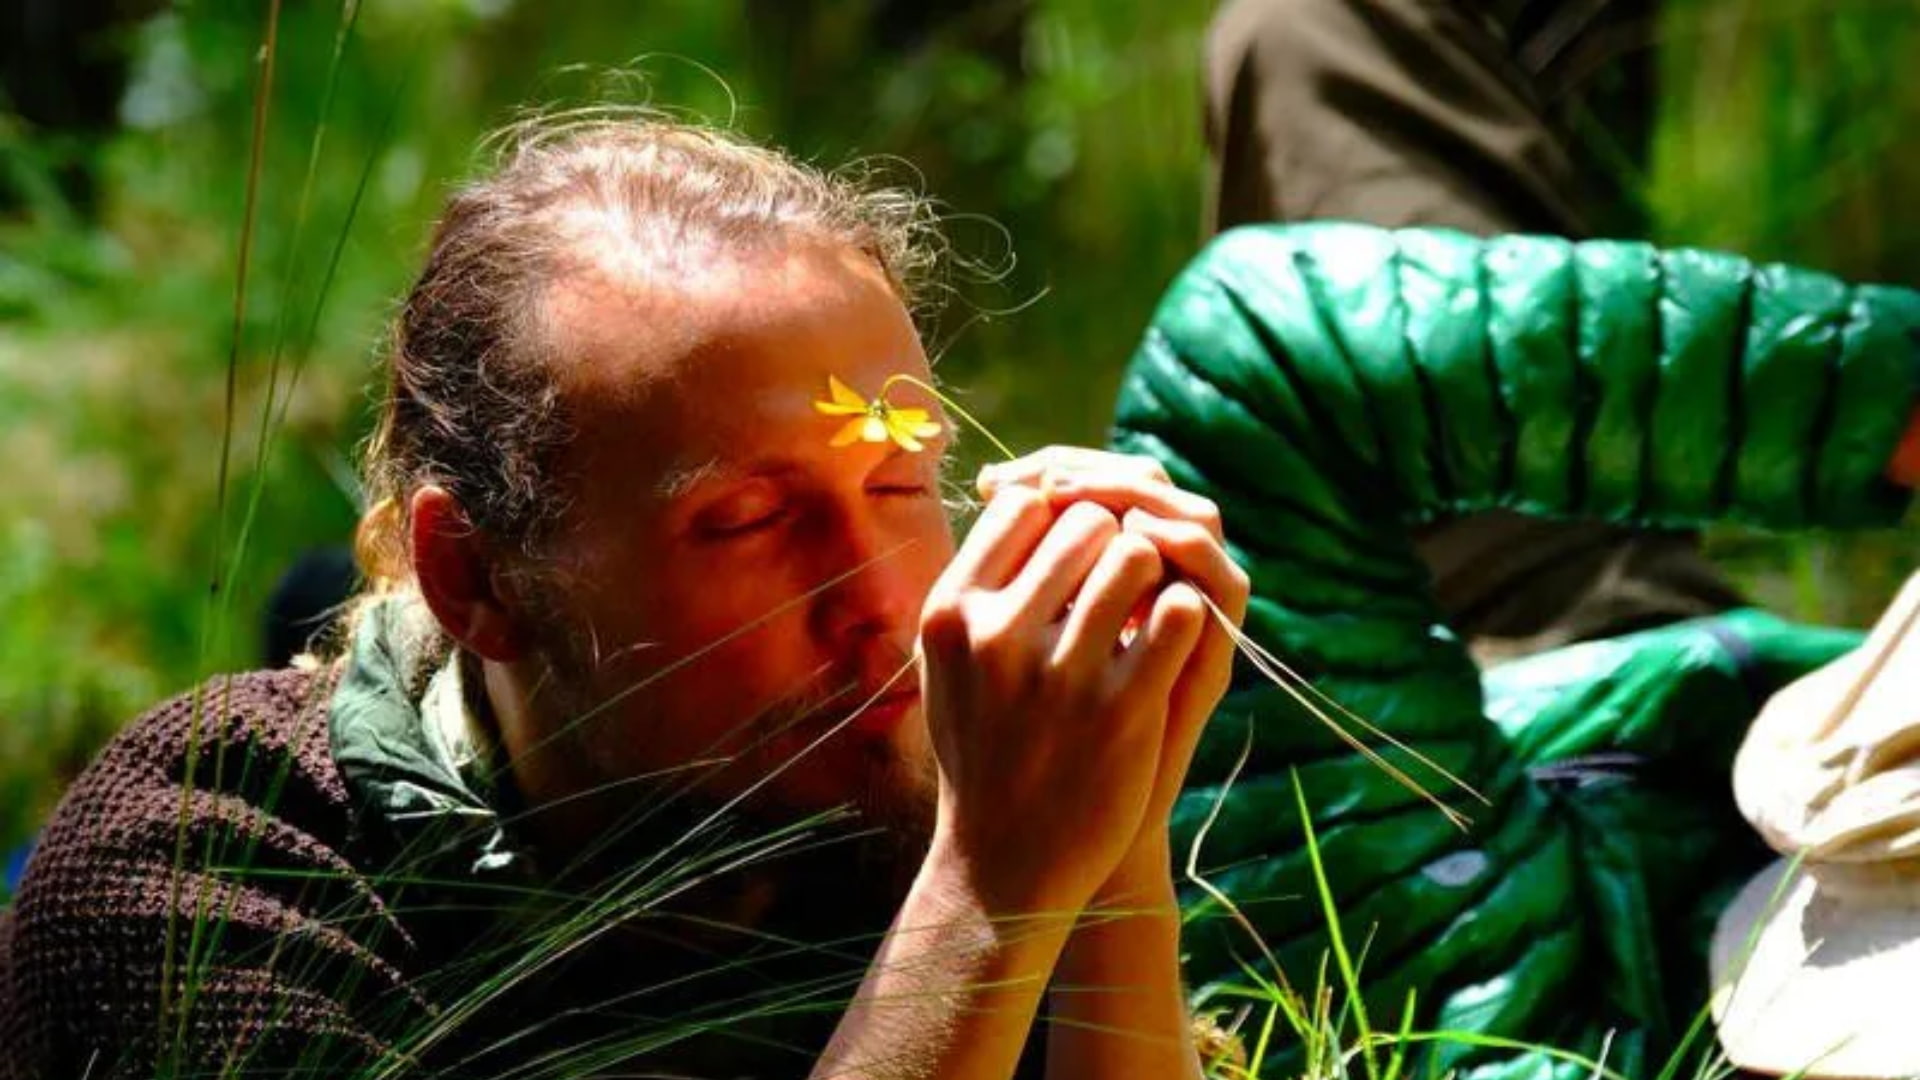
[0, 665, 933, 1079]
[1, 668, 429, 1079]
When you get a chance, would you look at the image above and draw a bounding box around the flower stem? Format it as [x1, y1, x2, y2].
[881, 374, 1018, 463]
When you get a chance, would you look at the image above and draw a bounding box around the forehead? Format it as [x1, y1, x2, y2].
[540, 241, 935, 488]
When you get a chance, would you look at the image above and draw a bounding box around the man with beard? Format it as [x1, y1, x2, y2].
[0, 116, 1249, 1079]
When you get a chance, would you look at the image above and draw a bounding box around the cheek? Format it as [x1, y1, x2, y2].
[905, 545, 949, 607]
[625, 570, 822, 709]
[657, 566, 821, 649]
[595, 530, 787, 630]
[896, 502, 955, 582]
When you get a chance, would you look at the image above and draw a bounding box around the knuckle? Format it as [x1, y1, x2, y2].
[1060, 499, 1120, 538]
[1113, 533, 1163, 575]
[919, 593, 970, 643]
[967, 597, 1025, 648]
[1127, 454, 1171, 483]
[1144, 518, 1206, 561]
[1158, 516, 1208, 549]
[996, 484, 1049, 520]
[1163, 583, 1207, 621]
[920, 579, 959, 616]
[1191, 496, 1224, 535]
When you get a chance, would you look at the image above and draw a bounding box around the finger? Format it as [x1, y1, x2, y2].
[1126, 509, 1244, 731]
[1121, 581, 1209, 702]
[1053, 532, 1164, 670]
[1054, 474, 1223, 540]
[977, 447, 1170, 499]
[1120, 509, 1248, 622]
[984, 459, 1223, 543]
[1000, 501, 1122, 620]
[940, 485, 1054, 591]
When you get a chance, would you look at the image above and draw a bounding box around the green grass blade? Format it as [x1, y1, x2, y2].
[1293, 769, 1378, 1080]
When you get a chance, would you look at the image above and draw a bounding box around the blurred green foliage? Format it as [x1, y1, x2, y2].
[0, 0, 1915, 850]
[1651, 0, 1920, 626]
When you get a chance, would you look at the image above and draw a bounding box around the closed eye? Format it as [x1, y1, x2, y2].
[691, 485, 789, 540]
[867, 454, 937, 500]
[698, 507, 788, 539]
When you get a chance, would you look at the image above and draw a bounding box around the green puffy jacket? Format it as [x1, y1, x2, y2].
[1108, 224, 1920, 1079]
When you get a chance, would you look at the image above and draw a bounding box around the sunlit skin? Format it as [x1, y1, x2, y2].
[486, 240, 952, 859]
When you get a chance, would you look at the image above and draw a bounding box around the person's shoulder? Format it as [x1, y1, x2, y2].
[20, 665, 354, 893]
[81, 665, 341, 795]
[4, 664, 418, 1076]
[118, 664, 338, 757]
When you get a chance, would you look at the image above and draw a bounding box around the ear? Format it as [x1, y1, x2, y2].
[410, 484, 529, 662]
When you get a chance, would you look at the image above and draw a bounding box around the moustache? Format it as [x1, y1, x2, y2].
[760, 652, 923, 737]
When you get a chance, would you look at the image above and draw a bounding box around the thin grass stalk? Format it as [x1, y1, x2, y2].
[1383, 988, 1416, 1080]
[181, 14, 407, 1060]
[1183, 722, 1292, 1000]
[159, 0, 282, 1061]
[1293, 772, 1379, 1080]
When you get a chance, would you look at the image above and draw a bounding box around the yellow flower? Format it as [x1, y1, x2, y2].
[813, 375, 943, 453]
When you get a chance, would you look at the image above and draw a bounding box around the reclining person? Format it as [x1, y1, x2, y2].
[1, 117, 1251, 1079]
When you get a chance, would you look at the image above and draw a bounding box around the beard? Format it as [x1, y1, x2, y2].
[462, 627, 939, 1076]
[434, 579, 945, 1076]
[513, 607, 938, 943]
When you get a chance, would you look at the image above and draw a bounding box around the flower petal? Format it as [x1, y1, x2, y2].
[888, 426, 925, 453]
[815, 398, 866, 416]
[828, 375, 866, 409]
[888, 407, 932, 426]
[829, 418, 868, 447]
[861, 415, 889, 443]
[907, 419, 942, 439]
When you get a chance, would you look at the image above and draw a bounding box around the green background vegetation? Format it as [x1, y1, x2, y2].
[1, 0, 1916, 855]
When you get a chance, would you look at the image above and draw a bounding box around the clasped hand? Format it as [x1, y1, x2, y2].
[917, 448, 1250, 916]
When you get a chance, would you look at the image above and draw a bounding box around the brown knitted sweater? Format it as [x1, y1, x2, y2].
[0, 669, 434, 1078]
[0, 667, 947, 1080]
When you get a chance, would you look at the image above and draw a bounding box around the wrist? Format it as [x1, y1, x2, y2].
[924, 825, 1094, 922]
[1090, 832, 1178, 912]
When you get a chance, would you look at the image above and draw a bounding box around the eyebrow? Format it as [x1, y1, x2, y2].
[654, 442, 925, 499]
[654, 457, 805, 499]
[655, 459, 722, 499]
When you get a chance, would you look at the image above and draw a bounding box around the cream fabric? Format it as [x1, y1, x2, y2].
[1711, 570, 1920, 1078]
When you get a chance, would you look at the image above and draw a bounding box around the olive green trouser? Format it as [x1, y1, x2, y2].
[1204, 0, 1743, 663]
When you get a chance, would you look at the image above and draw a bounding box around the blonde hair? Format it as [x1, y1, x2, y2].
[355, 110, 946, 591]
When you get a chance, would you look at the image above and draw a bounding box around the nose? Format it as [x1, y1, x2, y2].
[809, 506, 923, 651]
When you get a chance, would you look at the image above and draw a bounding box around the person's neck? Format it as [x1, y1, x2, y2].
[476, 654, 612, 862]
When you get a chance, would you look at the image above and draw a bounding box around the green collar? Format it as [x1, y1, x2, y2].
[328, 593, 531, 881]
